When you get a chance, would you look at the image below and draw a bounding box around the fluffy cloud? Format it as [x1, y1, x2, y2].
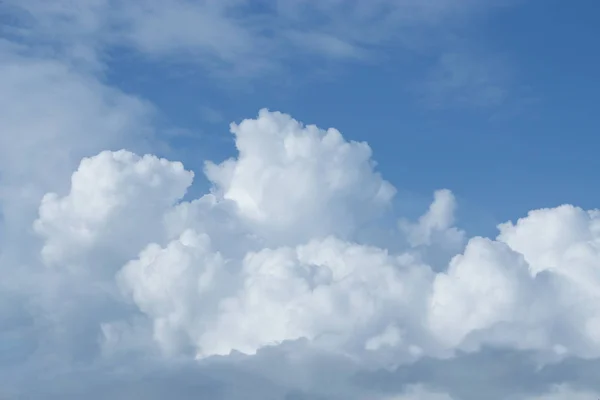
[0, 41, 154, 268]
[427, 237, 536, 350]
[0, 42, 157, 378]
[400, 189, 464, 248]
[497, 205, 600, 355]
[4, 108, 600, 398]
[116, 229, 227, 355]
[0, 2, 588, 398]
[193, 236, 431, 360]
[27, 109, 600, 364]
[34, 150, 193, 271]
[204, 109, 395, 244]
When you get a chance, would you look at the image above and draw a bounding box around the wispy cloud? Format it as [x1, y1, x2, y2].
[0, 0, 528, 108]
[420, 51, 513, 109]
[0, 1, 508, 68]
[199, 105, 224, 124]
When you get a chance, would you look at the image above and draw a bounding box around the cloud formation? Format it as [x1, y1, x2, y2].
[86, 111, 600, 363]
[2, 0, 513, 83]
[0, 40, 154, 261]
[0, 107, 597, 398]
[0, 1, 590, 398]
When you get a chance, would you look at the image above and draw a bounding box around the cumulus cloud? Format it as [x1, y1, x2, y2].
[400, 189, 464, 248]
[192, 236, 432, 360]
[29, 111, 600, 365]
[4, 107, 600, 398]
[204, 109, 396, 244]
[0, 2, 583, 398]
[0, 41, 155, 263]
[34, 150, 193, 271]
[427, 237, 535, 350]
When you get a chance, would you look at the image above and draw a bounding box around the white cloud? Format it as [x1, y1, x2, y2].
[204, 109, 396, 244]
[0, 39, 160, 392]
[116, 229, 228, 355]
[426, 204, 600, 358]
[0, 27, 594, 395]
[496, 205, 600, 355]
[400, 189, 465, 248]
[427, 237, 535, 350]
[2, 0, 516, 83]
[0, 2, 572, 397]
[34, 150, 193, 272]
[192, 236, 432, 360]
[21, 109, 600, 367]
[0, 41, 154, 245]
[22, 107, 600, 374]
[497, 205, 597, 275]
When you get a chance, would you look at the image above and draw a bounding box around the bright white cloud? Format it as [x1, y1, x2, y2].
[0, 2, 590, 398]
[0, 41, 154, 255]
[24, 108, 600, 372]
[0, 40, 160, 394]
[427, 237, 535, 350]
[34, 150, 193, 272]
[116, 229, 227, 355]
[1, 100, 600, 397]
[193, 236, 431, 360]
[204, 109, 396, 244]
[400, 189, 464, 248]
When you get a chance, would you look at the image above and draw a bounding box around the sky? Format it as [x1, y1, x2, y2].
[0, 0, 600, 399]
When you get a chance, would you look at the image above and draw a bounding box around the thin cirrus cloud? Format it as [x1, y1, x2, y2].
[3, 0, 517, 92]
[420, 51, 513, 109]
[2, 0, 525, 111]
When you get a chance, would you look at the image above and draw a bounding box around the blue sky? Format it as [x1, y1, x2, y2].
[100, 0, 600, 235]
[2, 1, 600, 399]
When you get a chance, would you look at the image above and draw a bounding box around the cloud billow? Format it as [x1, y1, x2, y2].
[2, 109, 596, 399]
